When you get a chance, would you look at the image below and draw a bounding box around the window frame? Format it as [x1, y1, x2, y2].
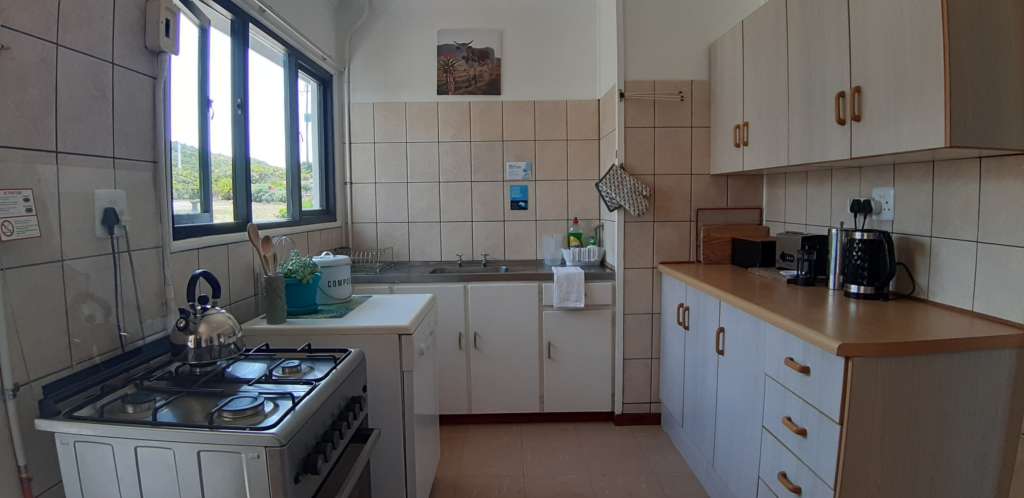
[171, 0, 335, 241]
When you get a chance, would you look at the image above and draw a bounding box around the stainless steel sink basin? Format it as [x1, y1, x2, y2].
[429, 265, 511, 274]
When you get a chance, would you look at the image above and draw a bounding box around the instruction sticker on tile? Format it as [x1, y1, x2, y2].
[505, 161, 533, 180]
[0, 189, 41, 241]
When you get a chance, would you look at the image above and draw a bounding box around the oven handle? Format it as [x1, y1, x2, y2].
[314, 428, 382, 498]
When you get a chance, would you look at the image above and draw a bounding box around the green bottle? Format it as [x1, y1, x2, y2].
[568, 217, 584, 248]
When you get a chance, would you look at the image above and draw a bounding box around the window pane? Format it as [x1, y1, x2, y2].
[169, 13, 201, 217]
[248, 27, 289, 223]
[207, 8, 235, 223]
[297, 71, 324, 211]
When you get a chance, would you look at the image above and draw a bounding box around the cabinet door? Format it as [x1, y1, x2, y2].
[659, 276, 687, 427]
[394, 284, 468, 414]
[788, 0, 851, 165]
[682, 288, 720, 459]
[542, 309, 613, 412]
[467, 283, 540, 413]
[713, 303, 767, 498]
[710, 22, 744, 174]
[849, 0, 945, 156]
[742, 0, 789, 170]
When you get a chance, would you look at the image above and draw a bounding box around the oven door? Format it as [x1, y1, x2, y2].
[314, 428, 381, 498]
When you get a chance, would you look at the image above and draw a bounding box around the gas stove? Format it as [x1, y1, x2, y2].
[35, 339, 378, 498]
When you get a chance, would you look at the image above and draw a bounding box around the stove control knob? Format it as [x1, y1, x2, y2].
[303, 452, 326, 476]
[353, 396, 365, 413]
[323, 429, 341, 449]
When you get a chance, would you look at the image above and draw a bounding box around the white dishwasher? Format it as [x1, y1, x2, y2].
[404, 322, 440, 498]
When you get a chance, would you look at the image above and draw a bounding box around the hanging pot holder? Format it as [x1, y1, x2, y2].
[595, 163, 651, 217]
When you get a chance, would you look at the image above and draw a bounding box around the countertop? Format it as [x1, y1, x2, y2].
[242, 293, 434, 335]
[658, 263, 1024, 357]
[352, 260, 615, 284]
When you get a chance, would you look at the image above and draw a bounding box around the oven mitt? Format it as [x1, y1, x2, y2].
[595, 163, 651, 217]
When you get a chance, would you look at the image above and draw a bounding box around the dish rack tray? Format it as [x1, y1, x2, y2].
[562, 247, 605, 267]
[335, 247, 395, 275]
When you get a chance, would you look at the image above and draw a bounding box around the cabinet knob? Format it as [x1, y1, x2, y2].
[741, 122, 750, 147]
[835, 90, 848, 126]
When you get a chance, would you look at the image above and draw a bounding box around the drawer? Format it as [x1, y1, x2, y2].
[758, 479, 778, 498]
[763, 377, 841, 486]
[760, 431, 834, 498]
[542, 282, 614, 307]
[764, 324, 845, 421]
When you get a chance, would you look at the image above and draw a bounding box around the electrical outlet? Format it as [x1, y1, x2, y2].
[94, 189, 128, 238]
[871, 187, 895, 221]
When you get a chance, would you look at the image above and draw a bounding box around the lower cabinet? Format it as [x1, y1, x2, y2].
[467, 283, 541, 413]
[682, 287, 721, 460]
[659, 277, 688, 427]
[542, 309, 613, 412]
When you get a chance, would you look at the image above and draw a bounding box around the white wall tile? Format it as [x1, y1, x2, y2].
[784, 172, 807, 224]
[350, 143, 375, 183]
[57, 48, 113, 156]
[350, 184, 376, 223]
[438, 102, 470, 141]
[351, 223, 377, 250]
[624, 127, 654, 174]
[535, 100, 567, 140]
[119, 248, 165, 336]
[502, 101, 535, 141]
[829, 167, 860, 227]
[168, 250, 197, 309]
[691, 174, 728, 219]
[377, 222, 410, 261]
[805, 170, 831, 226]
[654, 222, 691, 263]
[567, 140, 600, 179]
[568, 180, 599, 219]
[932, 159, 980, 241]
[64, 255, 127, 363]
[228, 242, 256, 302]
[350, 103, 374, 143]
[59, 0, 113, 59]
[471, 142, 503, 181]
[408, 182, 440, 222]
[441, 222, 472, 261]
[0, 28, 56, 150]
[197, 245, 230, 303]
[764, 173, 786, 222]
[727, 175, 763, 209]
[624, 269, 654, 314]
[0, 0, 59, 41]
[439, 142, 471, 181]
[504, 221, 537, 260]
[59, 154, 115, 259]
[375, 183, 409, 222]
[471, 182, 503, 221]
[115, 160, 161, 249]
[623, 222, 654, 269]
[535, 140, 568, 180]
[406, 102, 438, 142]
[373, 102, 406, 142]
[623, 314, 653, 359]
[653, 175, 691, 222]
[113, 67, 155, 161]
[974, 243, 1024, 323]
[928, 238, 977, 310]
[653, 80, 692, 127]
[470, 101, 502, 141]
[893, 162, 933, 236]
[653, 128, 691, 175]
[440, 182, 472, 222]
[979, 155, 1024, 246]
[623, 359, 653, 403]
[374, 143, 408, 182]
[536, 181, 567, 221]
[407, 142, 439, 182]
[113, 0, 159, 76]
[472, 221, 504, 259]
[6, 263, 70, 381]
[409, 223, 441, 261]
[567, 100, 599, 140]
[893, 234, 930, 299]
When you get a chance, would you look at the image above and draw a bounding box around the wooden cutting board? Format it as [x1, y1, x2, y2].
[700, 224, 770, 264]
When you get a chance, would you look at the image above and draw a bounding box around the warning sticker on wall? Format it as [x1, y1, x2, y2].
[0, 189, 40, 241]
[0, 216, 40, 241]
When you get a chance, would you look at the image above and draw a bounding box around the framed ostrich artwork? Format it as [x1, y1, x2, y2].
[437, 29, 502, 95]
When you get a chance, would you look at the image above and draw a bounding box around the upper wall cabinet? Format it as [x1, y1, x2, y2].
[712, 0, 1024, 173]
[710, 23, 744, 174]
[741, 0, 789, 171]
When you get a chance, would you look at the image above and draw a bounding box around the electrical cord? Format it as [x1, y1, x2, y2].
[892, 262, 918, 299]
[120, 224, 146, 339]
[109, 234, 126, 353]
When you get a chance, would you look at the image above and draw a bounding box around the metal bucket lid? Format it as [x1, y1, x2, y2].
[312, 251, 352, 267]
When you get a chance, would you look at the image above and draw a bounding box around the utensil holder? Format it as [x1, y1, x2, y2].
[264, 274, 286, 324]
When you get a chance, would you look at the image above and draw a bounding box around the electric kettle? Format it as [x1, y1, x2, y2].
[841, 229, 897, 300]
[171, 269, 245, 364]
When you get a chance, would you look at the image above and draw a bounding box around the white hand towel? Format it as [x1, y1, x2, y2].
[552, 266, 585, 309]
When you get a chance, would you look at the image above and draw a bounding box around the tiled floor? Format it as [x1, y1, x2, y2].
[430, 422, 709, 498]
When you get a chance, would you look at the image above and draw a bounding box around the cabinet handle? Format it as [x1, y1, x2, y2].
[732, 124, 742, 148]
[547, 341, 552, 359]
[675, 303, 689, 330]
[784, 357, 811, 376]
[683, 305, 690, 331]
[834, 90, 847, 126]
[782, 416, 808, 438]
[458, 332, 463, 350]
[473, 332, 480, 350]
[851, 85, 863, 122]
[715, 327, 725, 356]
[777, 471, 803, 495]
[741, 121, 750, 147]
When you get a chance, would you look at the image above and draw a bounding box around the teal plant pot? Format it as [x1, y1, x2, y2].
[284, 273, 321, 315]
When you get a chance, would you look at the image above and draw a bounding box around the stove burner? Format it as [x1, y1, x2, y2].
[121, 391, 157, 415]
[218, 394, 268, 420]
[272, 359, 310, 379]
[187, 362, 222, 376]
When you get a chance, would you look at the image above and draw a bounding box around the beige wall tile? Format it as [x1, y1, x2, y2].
[654, 222, 691, 263]
[470, 101, 502, 141]
[378, 222, 410, 261]
[6, 263, 69, 381]
[114, 160, 161, 250]
[893, 162, 933, 236]
[376, 183, 408, 222]
[439, 142, 471, 181]
[504, 181, 536, 221]
[624, 222, 654, 269]
[472, 182, 504, 221]
[764, 173, 786, 222]
[805, 170, 831, 226]
[350, 103, 374, 143]
[600, 86, 617, 138]
[830, 167, 861, 227]
[933, 158, 980, 241]
[536, 220, 567, 257]
[350, 143, 375, 183]
[568, 180, 599, 219]
[58, 48, 112, 156]
[600, 132, 617, 175]
[351, 223, 377, 250]
[727, 175, 764, 209]
[406, 102, 438, 142]
[860, 164, 894, 231]
[624, 128, 654, 174]
[536, 140, 568, 180]
[168, 250, 198, 310]
[440, 182, 472, 222]
[654, 128, 691, 175]
[113, 0, 158, 76]
[691, 128, 711, 175]
[438, 101, 470, 141]
[654, 80, 692, 127]
[59, 155, 114, 259]
[623, 314, 654, 359]
[624, 269, 654, 314]
[623, 359, 653, 403]
[65, 255, 123, 361]
[409, 223, 441, 261]
[113, 67, 154, 161]
[535, 100, 567, 140]
[472, 221, 505, 259]
[471, 142, 503, 181]
[503, 141, 535, 176]
[502, 101, 535, 140]
[0, 29, 56, 151]
[1, 0, 58, 41]
[785, 172, 807, 224]
[979, 155, 1024, 246]
[408, 183, 440, 222]
[928, 237, 977, 309]
[441, 222, 473, 260]
[567, 140, 599, 179]
[893, 235, 930, 298]
[228, 242, 256, 303]
[505, 221, 537, 260]
[536, 181, 568, 221]
[974, 243, 1024, 322]
[624, 80, 654, 127]
[373, 102, 406, 142]
[691, 174, 728, 220]
[198, 245, 230, 303]
[691, 80, 711, 127]
[407, 142, 439, 182]
[653, 174, 690, 222]
[374, 143, 407, 182]
[567, 100, 599, 140]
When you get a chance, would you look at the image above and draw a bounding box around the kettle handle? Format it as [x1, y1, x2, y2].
[186, 269, 222, 305]
[882, 231, 898, 287]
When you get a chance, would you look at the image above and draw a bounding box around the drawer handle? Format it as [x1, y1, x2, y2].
[782, 416, 808, 438]
[784, 357, 811, 376]
[777, 471, 803, 495]
[547, 341, 553, 359]
[715, 327, 725, 356]
[733, 124, 741, 148]
[741, 121, 750, 147]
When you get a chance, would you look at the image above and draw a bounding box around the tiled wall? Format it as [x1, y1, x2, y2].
[0, 4, 343, 496]
[348, 99, 606, 262]
[599, 85, 619, 267]
[764, 155, 1024, 325]
[620, 80, 765, 415]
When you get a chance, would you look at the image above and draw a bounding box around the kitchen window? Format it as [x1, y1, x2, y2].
[169, 0, 335, 240]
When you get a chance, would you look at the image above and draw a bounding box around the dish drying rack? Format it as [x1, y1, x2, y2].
[335, 247, 395, 275]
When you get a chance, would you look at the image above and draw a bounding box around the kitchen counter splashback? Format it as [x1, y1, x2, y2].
[352, 260, 615, 284]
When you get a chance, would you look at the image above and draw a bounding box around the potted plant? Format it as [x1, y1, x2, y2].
[280, 250, 321, 315]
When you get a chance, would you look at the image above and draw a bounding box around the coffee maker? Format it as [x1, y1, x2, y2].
[838, 228, 897, 300]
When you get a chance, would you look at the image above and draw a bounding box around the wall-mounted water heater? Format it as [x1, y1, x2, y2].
[145, 0, 181, 55]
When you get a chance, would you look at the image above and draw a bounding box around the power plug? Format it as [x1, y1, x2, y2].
[95, 189, 128, 238]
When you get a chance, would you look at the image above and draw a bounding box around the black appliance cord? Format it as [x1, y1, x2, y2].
[891, 261, 917, 299]
[110, 235, 126, 352]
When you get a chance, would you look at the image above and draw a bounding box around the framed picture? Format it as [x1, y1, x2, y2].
[437, 29, 502, 95]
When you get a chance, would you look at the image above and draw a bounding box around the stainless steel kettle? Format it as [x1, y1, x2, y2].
[171, 269, 245, 364]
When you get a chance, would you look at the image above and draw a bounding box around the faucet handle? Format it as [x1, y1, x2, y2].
[456, 252, 463, 261]
[481, 252, 489, 260]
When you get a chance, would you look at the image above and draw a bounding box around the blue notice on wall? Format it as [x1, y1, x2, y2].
[509, 184, 529, 211]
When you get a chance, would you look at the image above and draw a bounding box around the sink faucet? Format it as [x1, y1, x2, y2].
[481, 253, 489, 267]
[456, 253, 463, 267]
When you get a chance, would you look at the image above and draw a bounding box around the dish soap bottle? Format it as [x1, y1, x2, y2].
[568, 217, 584, 247]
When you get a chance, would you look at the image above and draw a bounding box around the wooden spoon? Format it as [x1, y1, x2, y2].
[247, 224, 268, 274]
[260, 235, 276, 274]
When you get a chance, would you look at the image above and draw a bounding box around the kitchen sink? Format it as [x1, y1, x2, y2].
[429, 265, 511, 274]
